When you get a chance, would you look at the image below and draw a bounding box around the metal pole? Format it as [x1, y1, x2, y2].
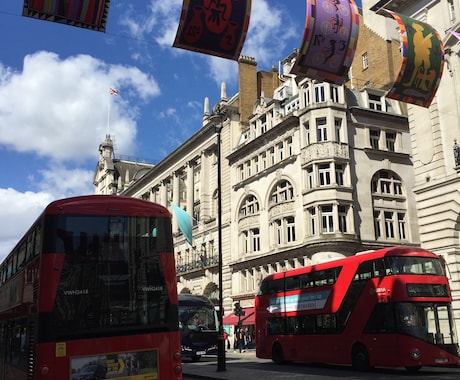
[216, 117, 226, 372]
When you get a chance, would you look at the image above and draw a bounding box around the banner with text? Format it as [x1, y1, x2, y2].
[290, 0, 360, 84]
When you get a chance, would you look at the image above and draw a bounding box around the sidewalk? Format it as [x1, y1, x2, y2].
[182, 350, 307, 380]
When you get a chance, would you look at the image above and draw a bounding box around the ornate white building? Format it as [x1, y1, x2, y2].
[366, 0, 460, 336]
[94, 47, 417, 326]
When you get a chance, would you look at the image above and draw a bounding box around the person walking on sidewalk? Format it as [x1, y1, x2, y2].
[237, 327, 246, 353]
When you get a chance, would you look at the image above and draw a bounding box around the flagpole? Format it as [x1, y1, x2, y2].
[107, 87, 111, 135]
[107, 87, 119, 135]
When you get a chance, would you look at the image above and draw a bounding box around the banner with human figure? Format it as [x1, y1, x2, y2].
[385, 11, 444, 108]
[22, 0, 111, 32]
[290, 0, 360, 85]
[173, 0, 252, 60]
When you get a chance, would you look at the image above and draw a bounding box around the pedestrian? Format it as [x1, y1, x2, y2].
[244, 327, 250, 350]
[237, 328, 245, 353]
[223, 330, 229, 351]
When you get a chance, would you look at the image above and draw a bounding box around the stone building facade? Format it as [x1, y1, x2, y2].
[367, 0, 460, 334]
[94, 38, 416, 326]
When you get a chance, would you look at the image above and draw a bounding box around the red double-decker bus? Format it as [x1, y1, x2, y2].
[0, 195, 182, 380]
[255, 246, 460, 371]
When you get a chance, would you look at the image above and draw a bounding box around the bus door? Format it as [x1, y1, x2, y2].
[362, 302, 400, 366]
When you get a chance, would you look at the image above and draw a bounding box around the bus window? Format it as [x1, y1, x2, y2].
[17, 243, 26, 270]
[385, 256, 445, 275]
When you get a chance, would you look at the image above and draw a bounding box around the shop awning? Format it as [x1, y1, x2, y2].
[223, 307, 254, 326]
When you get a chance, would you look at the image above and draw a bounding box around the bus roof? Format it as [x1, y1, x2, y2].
[44, 195, 170, 217]
[261, 246, 438, 282]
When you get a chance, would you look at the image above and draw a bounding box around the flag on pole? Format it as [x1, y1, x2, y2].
[109, 88, 119, 95]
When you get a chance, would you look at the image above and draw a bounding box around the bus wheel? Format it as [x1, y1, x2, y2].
[272, 342, 284, 364]
[191, 355, 201, 362]
[351, 344, 370, 371]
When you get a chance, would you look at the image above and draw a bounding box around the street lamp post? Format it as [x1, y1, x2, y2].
[211, 109, 226, 372]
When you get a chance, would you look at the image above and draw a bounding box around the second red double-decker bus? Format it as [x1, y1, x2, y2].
[0, 195, 182, 380]
[255, 246, 460, 371]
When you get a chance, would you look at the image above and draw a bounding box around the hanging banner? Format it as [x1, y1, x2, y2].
[22, 0, 111, 32]
[290, 0, 360, 84]
[385, 11, 444, 108]
[173, 0, 252, 60]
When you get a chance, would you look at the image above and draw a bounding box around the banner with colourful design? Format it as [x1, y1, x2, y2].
[22, 0, 111, 32]
[290, 0, 360, 84]
[385, 11, 444, 108]
[173, 0, 252, 60]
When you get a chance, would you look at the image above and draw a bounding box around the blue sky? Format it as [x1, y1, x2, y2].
[0, 0, 362, 260]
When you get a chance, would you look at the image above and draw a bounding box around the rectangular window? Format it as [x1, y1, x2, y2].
[449, 0, 456, 22]
[246, 161, 251, 177]
[314, 82, 326, 102]
[338, 206, 347, 232]
[261, 152, 267, 169]
[334, 118, 342, 142]
[384, 211, 395, 238]
[370, 129, 380, 149]
[310, 208, 316, 235]
[304, 84, 311, 106]
[269, 147, 275, 165]
[316, 117, 328, 142]
[374, 211, 381, 239]
[260, 115, 267, 134]
[287, 137, 293, 156]
[305, 121, 311, 145]
[319, 163, 331, 186]
[331, 85, 340, 102]
[307, 166, 314, 189]
[242, 231, 249, 254]
[278, 142, 284, 161]
[398, 213, 406, 240]
[275, 220, 282, 244]
[321, 205, 334, 233]
[362, 52, 369, 70]
[252, 228, 260, 252]
[335, 164, 344, 186]
[254, 156, 259, 173]
[386, 132, 396, 152]
[368, 94, 382, 111]
[394, 181, 402, 195]
[286, 217, 296, 242]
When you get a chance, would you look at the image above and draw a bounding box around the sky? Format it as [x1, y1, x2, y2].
[0, 0, 362, 261]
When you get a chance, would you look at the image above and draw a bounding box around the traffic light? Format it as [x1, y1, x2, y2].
[233, 302, 245, 317]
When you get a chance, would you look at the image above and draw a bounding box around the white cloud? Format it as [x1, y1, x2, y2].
[0, 51, 162, 260]
[0, 51, 159, 162]
[0, 188, 55, 262]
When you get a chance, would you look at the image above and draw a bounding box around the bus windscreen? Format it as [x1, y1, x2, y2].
[42, 214, 176, 339]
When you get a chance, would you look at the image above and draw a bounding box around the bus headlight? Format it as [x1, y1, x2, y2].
[410, 349, 421, 361]
[40, 366, 50, 375]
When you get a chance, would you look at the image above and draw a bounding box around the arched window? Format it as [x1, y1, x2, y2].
[270, 180, 294, 205]
[239, 195, 260, 218]
[238, 195, 261, 254]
